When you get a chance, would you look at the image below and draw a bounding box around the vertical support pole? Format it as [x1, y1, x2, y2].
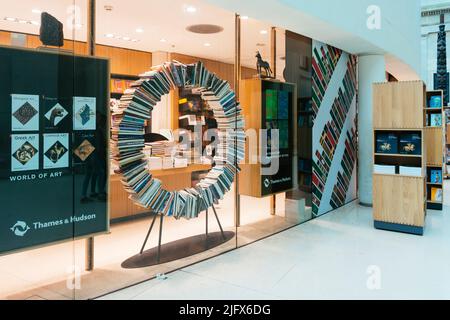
[271, 27, 277, 79]
[234, 13, 241, 228]
[87, 0, 96, 56]
[358, 55, 385, 206]
[85, 237, 94, 271]
[270, 195, 276, 215]
[206, 209, 209, 239]
[85, 0, 96, 272]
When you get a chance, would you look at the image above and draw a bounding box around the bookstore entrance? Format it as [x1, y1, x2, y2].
[0, 0, 317, 299]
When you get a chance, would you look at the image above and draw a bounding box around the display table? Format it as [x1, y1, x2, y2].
[110, 164, 211, 220]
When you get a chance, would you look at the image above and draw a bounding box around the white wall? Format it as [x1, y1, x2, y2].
[204, 0, 421, 77]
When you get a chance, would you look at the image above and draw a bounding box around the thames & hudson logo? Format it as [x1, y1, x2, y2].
[10, 221, 31, 237]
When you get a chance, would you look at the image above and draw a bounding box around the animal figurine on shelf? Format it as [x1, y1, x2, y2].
[256, 51, 273, 79]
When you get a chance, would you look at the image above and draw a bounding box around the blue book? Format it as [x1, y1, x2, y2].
[429, 95, 442, 108]
[430, 113, 442, 127]
[430, 170, 442, 184]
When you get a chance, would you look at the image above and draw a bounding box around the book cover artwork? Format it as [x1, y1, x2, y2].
[73, 97, 96, 130]
[43, 133, 69, 169]
[11, 134, 39, 171]
[11, 94, 40, 131]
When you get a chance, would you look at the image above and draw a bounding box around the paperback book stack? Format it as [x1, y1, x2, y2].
[112, 61, 245, 220]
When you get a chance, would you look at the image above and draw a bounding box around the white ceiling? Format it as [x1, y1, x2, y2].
[0, 0, 281, 68]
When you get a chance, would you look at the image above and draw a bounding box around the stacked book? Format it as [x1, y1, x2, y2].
[111, 61, 245, 219]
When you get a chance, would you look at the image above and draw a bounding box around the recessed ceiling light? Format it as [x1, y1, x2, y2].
[204, 43, 211, 47]
[136, 28, 144, 33]
[186, 24, 224, 34]
[30, 21, 40, 26]
[105, 33, 114, 38]
[131, 39, 139, 42]
[32, 9, 42, 14]
[186, 6, 197, 13]
[260, 30, 268, 35]
[241, 15, 249, 20]
[123, 37, 130, 41]
[160, 38, 167, 42]
[4, 17, 16, 22]
[18, 20, 28, 24]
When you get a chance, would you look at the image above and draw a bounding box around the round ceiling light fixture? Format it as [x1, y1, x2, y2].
[185, 6, 197, 13]
[186, 24, 224, 34]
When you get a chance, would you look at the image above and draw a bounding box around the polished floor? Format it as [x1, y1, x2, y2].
[0, 188, 300, 300]
[101, 183, 450, 300]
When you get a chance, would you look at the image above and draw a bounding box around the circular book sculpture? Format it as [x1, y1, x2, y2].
[112, 61, 245, 220]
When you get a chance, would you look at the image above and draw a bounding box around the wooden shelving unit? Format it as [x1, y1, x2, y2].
[372, 81, 426, 236]
[110, 73, 140, 99]
[425, 90, 444, 211]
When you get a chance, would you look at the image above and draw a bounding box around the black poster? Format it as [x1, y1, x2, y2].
[261, 81, 295, 196]
[0, 46, 109, 255]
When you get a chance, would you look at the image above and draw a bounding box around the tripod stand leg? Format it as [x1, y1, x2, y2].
[139, 213, 158, 255]
[206, 209, 209, 238]
[211, 204, 226, 240]
[157, 215, 164, 263]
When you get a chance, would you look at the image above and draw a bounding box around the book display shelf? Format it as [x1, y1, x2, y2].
[372, 81, 426, 235]
[238, 79, 297, 198]
[425, 90, 444, 210]
[110, 74, 140, 99]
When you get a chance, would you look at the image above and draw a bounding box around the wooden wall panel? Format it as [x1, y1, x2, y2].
[373, 174, 425, 227]
[425, 127, 444, 166]
[1, 31, 151, 76]
[169, 52, 257, 89]
[0, 31, 10, 45]
[373, 81, 425, 129]
[96, 45, 151, 75]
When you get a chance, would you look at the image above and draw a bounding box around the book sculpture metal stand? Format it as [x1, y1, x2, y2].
[112, 61, 245, 268]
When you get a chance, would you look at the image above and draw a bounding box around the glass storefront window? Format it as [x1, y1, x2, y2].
[0, 0, 316, 300]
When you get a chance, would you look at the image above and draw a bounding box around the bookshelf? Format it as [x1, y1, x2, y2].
[372, 81, 426, 235]
[110, 74, 140, 99]
[425, 90, 444, 210]
[238, 79, 297, 198]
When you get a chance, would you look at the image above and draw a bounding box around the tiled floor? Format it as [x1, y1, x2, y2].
[0, 189, 299, 300]
[100, 182, 450, 300]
